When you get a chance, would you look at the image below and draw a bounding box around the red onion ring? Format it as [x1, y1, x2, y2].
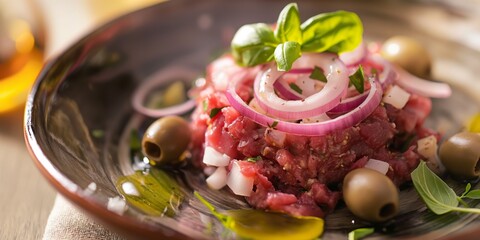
[253, 53, 350, 120]
[226, 73, 383, 136]
[132, 66, 197, 117]
[393, 65, 452, 98]
[365, 54, 396, 88]
[273, 80, 303, 100]
[328, 91, 369, 115]
[340, 41, 368, 66]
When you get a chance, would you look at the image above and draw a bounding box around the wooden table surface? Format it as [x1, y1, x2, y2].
[0, 105, 56, 239]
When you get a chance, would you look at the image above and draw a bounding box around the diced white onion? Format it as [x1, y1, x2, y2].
[84, 182, 97, 195]
[364, 159, 390, 175]
[206, 167, 228, 190]
[382, 85, 411, 109]
[203, 166, 216, 176]
[203, 146, 231, 167]
[227, 160, 254, 196]
[417, 135, 445, 175]
[107, 196, 128, 215]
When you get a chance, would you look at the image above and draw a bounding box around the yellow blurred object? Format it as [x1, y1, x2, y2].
[466, 113, 480, 133]
[0, 18, 42, 113]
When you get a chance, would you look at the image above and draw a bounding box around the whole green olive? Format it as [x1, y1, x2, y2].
[380, 36, 431, 78]
[439, 132, 480, 179]
[343, 168, 399, 222]
[142, 116, 191, 165]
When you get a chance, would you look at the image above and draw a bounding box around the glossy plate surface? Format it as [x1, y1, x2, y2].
[25, 0, 480, 239]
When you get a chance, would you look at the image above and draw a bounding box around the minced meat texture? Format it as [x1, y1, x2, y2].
[189, 56, 438, 217]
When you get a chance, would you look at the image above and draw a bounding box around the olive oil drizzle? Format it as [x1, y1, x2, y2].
[194, 191, 325, 240]
[116, 168, 184, 217]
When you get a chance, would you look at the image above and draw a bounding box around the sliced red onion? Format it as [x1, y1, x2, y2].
[393, 65, 452, 98]
[273, 68, 323, 100]
[328, 91, 369, 115]
[253, 53, 350, 120]
[273, 79, 303, 100]
[226, 73, 383, 136]
[202, 146, 231, 167]
[365, 54, 397, 88]
[206, 167, 228, 190]
[383, 85, 411, 109]
[227, 160, 254, 196]
[132, 66, 197, 117]
[340, 41, 367, 66]
[364, 159, 390, 175]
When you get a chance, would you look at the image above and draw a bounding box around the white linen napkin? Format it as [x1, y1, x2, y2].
[43, 195, 126, 240]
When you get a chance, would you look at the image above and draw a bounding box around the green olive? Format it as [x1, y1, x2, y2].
[439, 132, 480, 179]
[142, 116, 191, 165]
[380, 36, 431, 78]
[343, 168, 399, 222]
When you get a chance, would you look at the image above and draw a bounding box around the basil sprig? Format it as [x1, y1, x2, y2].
[231, 3, 363, 71]
[411, 161, 480, 215]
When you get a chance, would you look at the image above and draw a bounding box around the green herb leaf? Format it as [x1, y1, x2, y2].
[301, 11, 363, 53]
[246, 156, 262, 163]
[411, 162, 459, 214]
[460, 183, 472, 198]
[231, 23, 278, 67]
[202, 100, 208, 112]
[210, 107, 223, 118]
[275, 3, 302, 43]
[194, 191, 235, 229]
[349, 65, 365, 93]
[309, 66, 327, 82]
[348, 227, 375, 240]
[464, 189, 480, 199]
[289, 82, 303, 94]
[130, 130, 141, 151]
[274, 41, 301, 71]
[268, 121, 279, 129]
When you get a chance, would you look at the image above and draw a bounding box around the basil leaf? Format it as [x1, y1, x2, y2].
[348, 227, 374, 240]
[309, 66, 327, 82]
[231, 23, 278, 67]
[464, 189, 480, 199]
[411, 162, 459, 214]
[349, 65, 365, 93]
[275, 3, 302, 43]
[274, 41, 301, 71]
[301, 11, 363, 53]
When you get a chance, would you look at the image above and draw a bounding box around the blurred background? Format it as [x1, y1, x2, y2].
[0, 0, 162, 239]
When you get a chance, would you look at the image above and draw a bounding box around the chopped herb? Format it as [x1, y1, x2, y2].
[91, 129, 104, 138]
[231, 4, 363, 71]
[349, 65, 365, 93]
[130, 129, 141, 151]
[203, 100, 208, 112]
[309, 66, 327, 82]
[348, 227, 375, 240]
[194, 192, 235, 229]
[370, 67, 378, 77]
[210, 107, 224, 118]
[246, 156, 262, 163]
[289, 82, 303, 94]
[268, 121, 279, 129]
[411, 162, 480, 215]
